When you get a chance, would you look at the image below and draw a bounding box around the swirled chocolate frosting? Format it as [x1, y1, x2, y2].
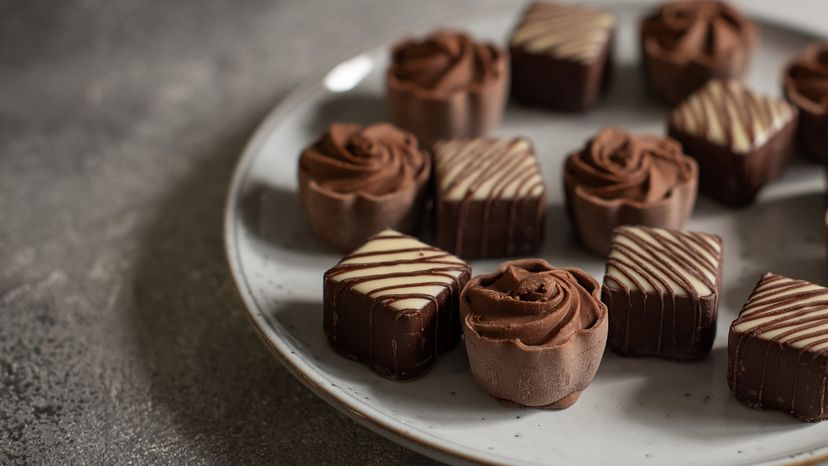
[460, 259, 608, 408]
[298, 123, 430, 251]
[386, 30, 509, 146]
[783, 43, 828, 161]
[563, 127, 698, 255]
[641, 0, 756, 104]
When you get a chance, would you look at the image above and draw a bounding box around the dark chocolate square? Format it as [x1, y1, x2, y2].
[508, 2, 615, 111]
[729, 273, 828, 422]
[433, 137, 546, 258]
[668, 79, 797, 207]
[602, 226, 723, 360]
[323, 229, 470, 381]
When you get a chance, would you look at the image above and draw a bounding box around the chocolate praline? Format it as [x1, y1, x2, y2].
[324, 229, 470, 381]
[460, 259, 608, 409]
[783, 43, 828, 162]
[729, 273, 828, 422]
[602, 226, 723, 360]
[433, 137, 546, 258]
[386, 30, 509, 147]
[298, 123, 430, 252]
[668, 79, 797, 207]
[563, 127, 698, 255]
[508, 1, 615, 112]
[641, 0, 756, 105]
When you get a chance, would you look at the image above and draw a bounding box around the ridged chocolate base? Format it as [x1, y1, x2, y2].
[323, 270, 469, 381]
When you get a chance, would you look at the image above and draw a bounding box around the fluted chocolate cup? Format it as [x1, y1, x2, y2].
[298, 123, 430, 252]
[386, 30, 509, 147]
[783, 43, 828, 162]
[640, 0, 756, 105]
[563, 128, 698, 256]
[460, 259, 608, 409]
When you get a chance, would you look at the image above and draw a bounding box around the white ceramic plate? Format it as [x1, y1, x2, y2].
[224, 2, 828, 464]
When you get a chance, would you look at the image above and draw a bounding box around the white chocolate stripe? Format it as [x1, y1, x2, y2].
[510, 2, 615, 63]
[671, 80, 795, 153]
[604, 226, 722, 297]
[733, 273, 828, 351]
[326, 230, 468, 311]
[435, 138, 545, 201]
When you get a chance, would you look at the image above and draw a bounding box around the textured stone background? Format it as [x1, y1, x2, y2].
[0, 0, 485, 463]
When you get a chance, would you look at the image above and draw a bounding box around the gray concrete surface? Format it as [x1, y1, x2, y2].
[0, 0, 478, 463]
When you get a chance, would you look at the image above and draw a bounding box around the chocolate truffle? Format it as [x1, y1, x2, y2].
[563, 127, 698, 255]
[603, 226, 723, 360]
[728, 273, 828, 422]
[433, 137, 546, 258]
[641, 0, 756, 105]
[298, 123, 430, 252]
[783, 43, 828, 162]
[324, 229, 471, 381]
[509, 2, 615, 112]
[668, 79, 797, 207]
[386, 30, 509, 147]
[461, 259, 608, 409]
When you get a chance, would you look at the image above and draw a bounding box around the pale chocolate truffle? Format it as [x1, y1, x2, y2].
[298, 123, 430, 252]
[386, 30, 509, 147]
[461, 259, 608, 409]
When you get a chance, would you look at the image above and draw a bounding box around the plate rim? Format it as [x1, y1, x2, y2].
[222, 2, 828, 465]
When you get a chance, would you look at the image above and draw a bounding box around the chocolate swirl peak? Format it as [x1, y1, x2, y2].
[641, 0, 756, 104]
[389, 30, 505, 97]
[564, 128, 698, 254]
[298, 123, 430, 251]
[783, 43, 828, 161]
[386, 30, 509, 146]
[460, 259, 608, 408]
[565, 127, 695, 205]
[301, 123, 427, 196]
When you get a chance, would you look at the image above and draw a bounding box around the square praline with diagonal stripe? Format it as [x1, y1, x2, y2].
[728, 273, 828, 421]
[323, 229, 470, 381]
[601, 225, 723, 360]
[433, 137, 546, 259]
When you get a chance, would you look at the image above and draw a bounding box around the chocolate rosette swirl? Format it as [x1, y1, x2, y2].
[386, 30, 509, 146]
[298, 123, 430, 251]
[563, 128, 698, 255]
[783, 43, 828, 161]
[641, 0, 756, 104]
[460, 259, 608, 409]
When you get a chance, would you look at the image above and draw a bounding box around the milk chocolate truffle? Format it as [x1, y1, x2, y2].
[603, 226, 723, 360]
[783, 43, 828, 162]
[386, 30, 509, 147]
[298, 123, 430, 252]
[509, 2, 615, 112]
[461, 259, 608, 409]
[668, 80, 797, 207]
[563, 127, 698, 255]
[729, 273, 828, 422]
[434, 137, 546, 258]
[641, 0, 756, 105]
[324, 229, 470, 381]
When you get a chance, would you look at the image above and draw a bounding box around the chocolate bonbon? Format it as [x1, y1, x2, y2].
[509, 1, 615, 111]
[323, 229, 470, 381]
[783, 43, 828, 162]
[386, 30, 508, 146]
[641, 0, 756, 105]
[461, 259, 607, 408]
[298, 123, 430, 252]
[728, 273, 828, 422]
[434, 137, 546, 258]
[668, 79, 797, 207]
[603, 226, 723, 360]
[563, 127, 698, 255]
